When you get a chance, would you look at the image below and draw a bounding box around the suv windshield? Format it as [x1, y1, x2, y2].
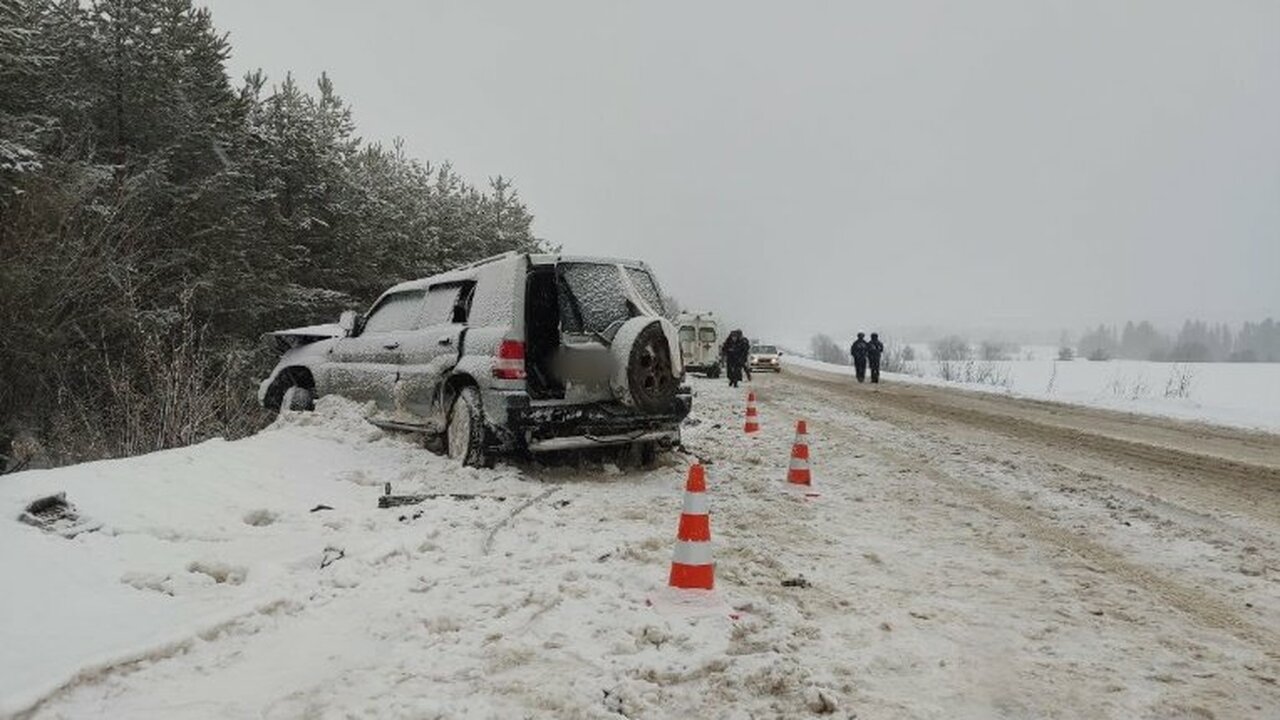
[558, 263, 666, 334]
[752, 345, 778, 354]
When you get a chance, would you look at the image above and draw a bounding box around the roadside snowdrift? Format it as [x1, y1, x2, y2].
[784, 355, 1280, 431]
[0, 400, 431, 715]
[1, 394, 764, 718]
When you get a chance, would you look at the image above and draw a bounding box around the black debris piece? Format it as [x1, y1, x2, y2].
[17, 492, 101, 538]
[310, 504, 334, 513]
[781, 575, 811, 588]
[320, 547, 345, 569]
[378, 493, 506, 509]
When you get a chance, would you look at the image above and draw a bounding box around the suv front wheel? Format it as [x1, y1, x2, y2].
[447, 386, 491, 468]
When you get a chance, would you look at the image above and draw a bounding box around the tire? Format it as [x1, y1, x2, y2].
[706, 364, 721, 379]
[626, 323, 679, 414]
[446, 386, 491, 468]
[280, 385, 315, 413]
[620, 441, 659, 469]
[637, 441, 659, 469]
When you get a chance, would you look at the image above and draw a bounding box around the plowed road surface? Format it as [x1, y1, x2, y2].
[746, 364, 1280, 719]
[7, 366, 1279, 719]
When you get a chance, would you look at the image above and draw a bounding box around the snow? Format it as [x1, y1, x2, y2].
[785, 354, 1280, 432]
[3, 378, 1277, 718]
[1, 398, 749, 718]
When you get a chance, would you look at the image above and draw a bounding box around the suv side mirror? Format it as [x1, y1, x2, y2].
[338, 310, 358, 337]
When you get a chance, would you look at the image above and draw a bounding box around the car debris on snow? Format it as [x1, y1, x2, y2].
[16, 492, 100, 538]
[319, 547, 345, 569]
[377, 492, 507, 509]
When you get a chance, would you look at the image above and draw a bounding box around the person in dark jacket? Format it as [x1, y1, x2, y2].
[868, 332, 885, 383]
[722, 329, 751, 388]
[850, 332, 869, 382]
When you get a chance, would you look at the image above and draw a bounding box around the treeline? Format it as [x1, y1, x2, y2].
[1076, 319, 1280, 362]
[0, 0, 541, 468]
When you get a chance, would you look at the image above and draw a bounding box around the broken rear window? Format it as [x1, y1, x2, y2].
[558, 263, 666, 334]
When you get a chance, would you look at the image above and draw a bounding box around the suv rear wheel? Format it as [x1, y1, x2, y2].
[447, 386, 491, 468]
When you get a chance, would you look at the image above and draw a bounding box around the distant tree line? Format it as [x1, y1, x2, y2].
[809, 333, 916, 373]
[0, 0, 541, 468]
[809, 334, 847, 365]
[1076, 319, 1280, 362]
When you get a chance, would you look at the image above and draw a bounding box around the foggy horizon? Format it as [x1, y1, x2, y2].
[204, 0, 1278, 349]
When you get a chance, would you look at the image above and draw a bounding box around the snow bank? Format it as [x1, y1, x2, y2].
[0, 395, 749, 718]
[0, 399, 429, 716]
[784, 355, 1280, 432]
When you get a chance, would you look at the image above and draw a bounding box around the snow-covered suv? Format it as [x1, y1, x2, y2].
[259, 253, 691, 466]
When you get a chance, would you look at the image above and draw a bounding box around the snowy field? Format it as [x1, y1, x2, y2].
[788, 354, 1280, 432]
[3, 375, 1278, 718]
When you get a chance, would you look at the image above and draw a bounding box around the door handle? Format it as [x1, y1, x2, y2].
[437, 337, 453, 346]
[383, 341, 400, 350]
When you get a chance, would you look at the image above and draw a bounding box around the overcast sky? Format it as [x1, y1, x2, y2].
[204, 0, 1278, 348]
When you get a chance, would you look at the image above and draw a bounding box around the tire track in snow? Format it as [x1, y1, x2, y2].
[787, 367, 1280, 526]
[761, 377, 1280, 655]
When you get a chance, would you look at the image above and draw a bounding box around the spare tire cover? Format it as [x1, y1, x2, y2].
[611, 317, 682, 413]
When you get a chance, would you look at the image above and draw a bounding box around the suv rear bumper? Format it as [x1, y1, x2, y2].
[492, 390, 692, 453]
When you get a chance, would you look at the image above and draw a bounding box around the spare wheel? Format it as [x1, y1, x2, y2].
[611, 318, 681, 413]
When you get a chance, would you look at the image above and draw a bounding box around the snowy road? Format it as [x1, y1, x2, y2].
[5, 370, 1280, 719]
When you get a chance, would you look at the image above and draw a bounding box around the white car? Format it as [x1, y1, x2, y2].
[749, 344, 783, 373]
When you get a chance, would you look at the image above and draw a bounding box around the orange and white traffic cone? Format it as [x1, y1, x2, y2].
[743, 392, 760, 434]
[786, 420, 819, 497]
[669, 463, 714, 590]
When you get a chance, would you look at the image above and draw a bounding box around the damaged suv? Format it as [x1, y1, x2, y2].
[259, 253, 691, 466]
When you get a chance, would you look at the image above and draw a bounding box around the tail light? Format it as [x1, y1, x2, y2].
[493, 339, 526, 380]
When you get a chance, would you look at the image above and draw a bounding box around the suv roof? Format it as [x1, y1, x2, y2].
[381, 252, 657, 297]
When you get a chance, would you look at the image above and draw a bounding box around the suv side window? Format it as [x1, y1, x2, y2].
[420, 281, 475, 327]
[362, 291, 426, 334]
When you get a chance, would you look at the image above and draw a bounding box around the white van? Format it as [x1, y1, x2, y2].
[675, 311, 722, 378]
